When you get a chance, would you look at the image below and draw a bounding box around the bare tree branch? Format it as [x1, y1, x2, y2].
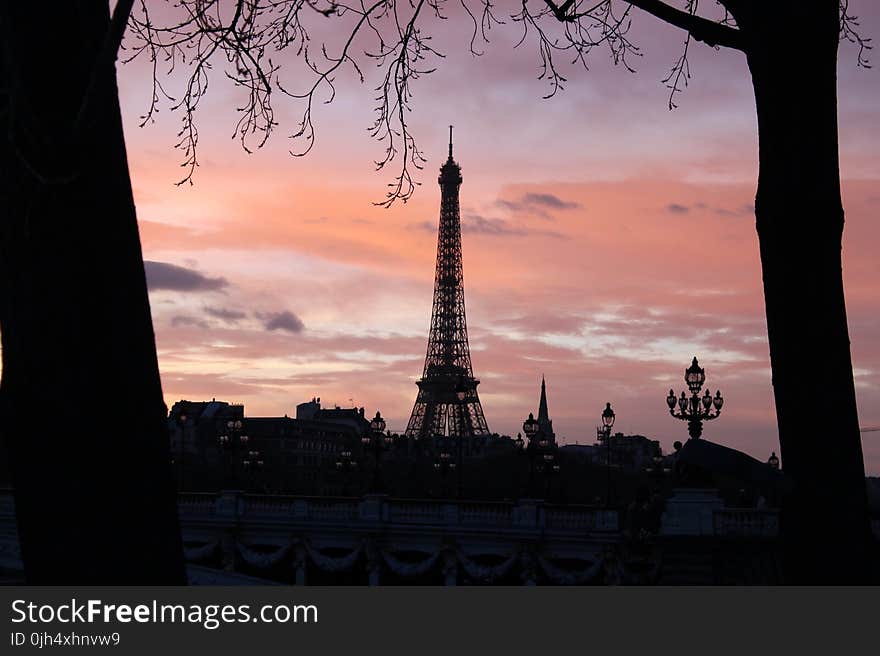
[840, 0, 872, 68]
[120, 0, 871, 205]
[621, 0, 745, 49]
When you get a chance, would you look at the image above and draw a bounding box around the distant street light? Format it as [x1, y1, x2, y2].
[598, 402, 615, 506]
[521, 413, 539, 496]
[666, 357, 723, 439]
[362, 411, 392, 493]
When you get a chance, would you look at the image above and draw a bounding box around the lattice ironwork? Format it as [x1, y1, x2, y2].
[405, 127, 490, 440]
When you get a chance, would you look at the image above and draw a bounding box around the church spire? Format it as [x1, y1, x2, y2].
[538, 375, 549, 423]
[537, 375, 555, 444]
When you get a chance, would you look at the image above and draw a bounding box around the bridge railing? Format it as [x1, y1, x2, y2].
[175, 492, 618, 534]
[3, 490, 781, 539]
[713, 508, 780, 537]
[545, 505, 619, 532]
[177, 492, 218, 517]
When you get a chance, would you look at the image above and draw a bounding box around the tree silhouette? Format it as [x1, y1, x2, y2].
[0, 1, 873, 582]
[0, 2, 185, 583]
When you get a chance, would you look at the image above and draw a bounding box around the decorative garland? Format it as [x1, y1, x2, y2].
[537, 554, 605, 585]
[236, 542, 291, 569]
[380, 548, 441, 577]
[455, 548, 519, 583]
[303, 540, 364, 572]
[183, 535, 657, 585]
[183, 541, 218, 562]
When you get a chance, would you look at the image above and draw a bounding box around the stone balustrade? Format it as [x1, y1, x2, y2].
[177, 491, 619, 534]
[0, 489, 787, 584]
[713, 508, 780, 537]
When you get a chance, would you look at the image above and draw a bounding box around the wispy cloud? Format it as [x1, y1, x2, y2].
[144, 261, 228, 292]
[462, 214, 528, 236]
[205, 306, 247, 323]
[524, 193, 580, 210]
[258, 310, 305, 334]
[171, 315, 211, 329]
[497, 192, 581, 217]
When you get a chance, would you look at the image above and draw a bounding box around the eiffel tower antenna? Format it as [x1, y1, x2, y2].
[405, 129, 490, 439]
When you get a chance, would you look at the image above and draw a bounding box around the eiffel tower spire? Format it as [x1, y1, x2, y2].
[404, 129, 490, 439]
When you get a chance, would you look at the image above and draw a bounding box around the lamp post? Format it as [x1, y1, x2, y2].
[768, 451, 780, 471]
[217, 418, 248, 488]
[335, 447, 358, 495]
[598, 402, 615, 506]
[362, 411, 392, 493]
[666, 357, 723, 439]
[522, 412, 540, 496]
[517, 413, 558, 498]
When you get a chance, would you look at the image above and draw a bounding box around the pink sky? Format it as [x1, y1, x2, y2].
[116, 2, 880, 472]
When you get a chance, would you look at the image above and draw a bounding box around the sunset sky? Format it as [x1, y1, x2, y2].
[117, 1, 879, 472]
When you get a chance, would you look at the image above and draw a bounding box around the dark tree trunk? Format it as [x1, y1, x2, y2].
[745, 2, 872, 582]
[0, 3, 185, 582]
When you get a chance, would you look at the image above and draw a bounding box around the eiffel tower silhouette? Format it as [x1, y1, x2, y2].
[404, 127, 490, 439]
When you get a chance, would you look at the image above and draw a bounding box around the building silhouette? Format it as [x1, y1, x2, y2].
[405, 127, 490, 440]
[169, 398, 361, 494]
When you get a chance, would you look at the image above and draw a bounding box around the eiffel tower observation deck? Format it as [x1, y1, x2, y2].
[404, 127, 491, 439]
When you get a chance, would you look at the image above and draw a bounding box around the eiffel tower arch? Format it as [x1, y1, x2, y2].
[405, 127, 491, 440]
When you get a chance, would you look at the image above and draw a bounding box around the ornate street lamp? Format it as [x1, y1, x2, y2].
[666, 357, 723, 439]
[522, 414, 539, 496]
[597, 402, 615, 506]
[520, 413, 558, 498]
[768, 451, 780, 471]
[601, 402, 616, 432]
[362, 411, 392, 493]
